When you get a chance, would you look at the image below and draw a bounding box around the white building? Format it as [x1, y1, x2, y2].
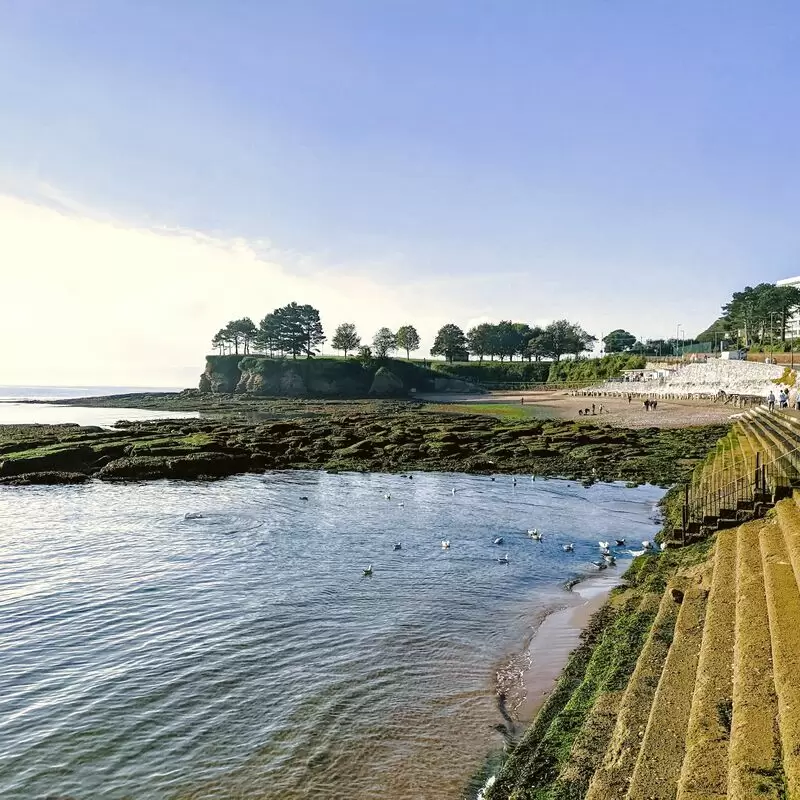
[777, 276, 800, 338]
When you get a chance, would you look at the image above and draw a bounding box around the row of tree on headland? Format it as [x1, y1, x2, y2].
[211, 303, 608, 362]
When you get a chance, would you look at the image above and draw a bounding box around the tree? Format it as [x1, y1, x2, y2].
[603, 329, 637, 353]
[494, 320, 521, 361]
[395, 325, 421, 359]
[520, 325, 544, 360]
[430, 323, 468, 363]
[211, 328, 233, 354]
[253, 303, 325, 358]
[372, 327, 397, 359]
[331, 322, 360, 357]
[722, 283, 800, 345]
[536, 319, 595, 362]
[466, 323, 494, 362]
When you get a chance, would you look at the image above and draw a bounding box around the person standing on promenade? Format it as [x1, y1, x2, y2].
[768, 390, 776, 411]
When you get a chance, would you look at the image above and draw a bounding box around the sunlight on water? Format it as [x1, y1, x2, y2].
[0, 472, 663, 799]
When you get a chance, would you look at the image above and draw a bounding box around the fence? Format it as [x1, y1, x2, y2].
[681, 443, 800, 536]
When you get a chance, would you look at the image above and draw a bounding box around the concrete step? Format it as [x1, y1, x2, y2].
[727, 520, 782, 800]
[585, 587, 681, 800]
[676, 530, 736, 800]
[761, 520, 800, 798]
[625, 565, 712, 800]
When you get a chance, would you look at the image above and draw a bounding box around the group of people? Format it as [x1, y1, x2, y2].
[767, 389, 799, 411]
[642, 398, 658, 411]
[578, 403, 606, 417]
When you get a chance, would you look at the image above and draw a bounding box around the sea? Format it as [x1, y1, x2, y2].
[0, 384, 197, 426]
[0, 387, 665, 799]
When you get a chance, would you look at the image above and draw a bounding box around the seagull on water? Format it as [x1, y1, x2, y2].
[493, 537, 504, 545]
[528, 529, 542, 541]
[598, 541, 610, 549]
[615, 539, 626, 547]
[363, 565, 373, 576]
[393, 543, 402, 551]
[642, 540, 653, 550]
[441, 540, 451, 549]
[562, 543, 575, 552]
[497, 553, 510, 564]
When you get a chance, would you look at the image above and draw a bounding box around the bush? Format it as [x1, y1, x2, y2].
[547, 354, 646, 383]
[430, 361, 550, 384]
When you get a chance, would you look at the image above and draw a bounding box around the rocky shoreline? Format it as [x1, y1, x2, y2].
[0, 399, 727, 486]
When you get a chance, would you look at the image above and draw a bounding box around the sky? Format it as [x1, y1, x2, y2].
[1, 1, 800, 387]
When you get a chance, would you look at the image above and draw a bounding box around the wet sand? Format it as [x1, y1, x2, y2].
[515, 574, 623, 723]
[420, 390, 740, 429]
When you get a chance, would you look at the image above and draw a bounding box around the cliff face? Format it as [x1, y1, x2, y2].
[199, 356, 483, 398]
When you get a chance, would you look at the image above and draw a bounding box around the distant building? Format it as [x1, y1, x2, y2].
[777, 276, 800, 338]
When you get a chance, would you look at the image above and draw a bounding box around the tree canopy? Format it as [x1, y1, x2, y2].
[721, 283, 800, 345]
[532, 320, 596, 362]
[602, 329, 637, 353]
[430, 324, 468, 362]
[395, 325, 421, 359]
[211, 317, 257, 355]
[466, 321, 545, 361]
[331, 322, 360, 357]
[252, 303, 325, 359]
[372, 327, 397, 359]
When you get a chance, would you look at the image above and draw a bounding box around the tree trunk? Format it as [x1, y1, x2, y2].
[406, 348, 410, 359]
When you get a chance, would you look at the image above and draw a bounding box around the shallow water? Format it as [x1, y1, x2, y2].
[0, 471, 663, 799]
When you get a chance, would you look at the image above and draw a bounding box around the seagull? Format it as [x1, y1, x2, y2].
[490, 477, 496, 482]
[493, 537, 504, 545]
[393, 543, 402, 551]
[591, 560, 608, 570]
[659, 541, 668, 551]
[528, 529, 542, 541]
[512, 477, 517, 486]
[441, 540, 451, 549]
[384, 494, 391, 500]
[184, 512, 203, 520]
[452, 488, 457, 495]
[397, 502, 405, 507]
[598, 541, 610, 549]
[299, 496, 309, 501]
[600, 546, 611, 557]
[615, 539, 626, 547]
[497, 553, 510, 564]
[363, 565, 373, 576]
[642, 541, 653, 550]
[562, 543, 575, 552]
[603, 554, 616, 565]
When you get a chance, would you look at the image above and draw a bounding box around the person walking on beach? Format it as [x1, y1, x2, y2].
[768, 390, 776, 412]
[643, 399, 650, 411]
[592, 403, 596, 415]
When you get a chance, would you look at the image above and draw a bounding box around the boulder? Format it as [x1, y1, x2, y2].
[369, 368, 405, 396]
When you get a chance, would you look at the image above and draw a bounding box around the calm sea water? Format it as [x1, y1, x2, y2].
[0, 385, 196, 426]
[0, 471, 664, 800]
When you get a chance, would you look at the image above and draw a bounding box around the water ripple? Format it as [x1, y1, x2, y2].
[0, 471, 664, 799]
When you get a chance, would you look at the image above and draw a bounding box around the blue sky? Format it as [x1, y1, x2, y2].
[1, 1, 799, 385]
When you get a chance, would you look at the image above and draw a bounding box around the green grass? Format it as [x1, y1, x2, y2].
[420, 402, 535, 420]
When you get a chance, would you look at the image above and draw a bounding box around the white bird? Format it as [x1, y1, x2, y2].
[591, 560, 608, 570]
[393, 543, 402, 551]
[441, 540, 451, 549]
[528, 529, 542, 541]
[493, 537, 504, 545]
[451, 488, 457, 495]
[603, 554, 616, 565]
[642, 540, 653, 550]
[384, 494, 391, 500]
[598, 541, 610, 549]
[363, 565, 373, 576]
[562, 543, 575, 552]
[659, 541, 668, 551]
[615, 539, 626, 546]
[512, 478, 517, 486]
[397, 502, 405, 507]
[497, 553, 510, 564]
[600, 546, 611, 557]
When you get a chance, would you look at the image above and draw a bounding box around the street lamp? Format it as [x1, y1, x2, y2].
[676, 324, 684, 359]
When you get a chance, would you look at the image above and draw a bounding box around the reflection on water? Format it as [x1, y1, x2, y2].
[0, 402, 197, 426]
[0, 472, 663, 799]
